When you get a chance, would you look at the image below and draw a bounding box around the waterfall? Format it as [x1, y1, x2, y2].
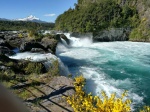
[9, 52, 70, 76]
[64, 33, 93, 47]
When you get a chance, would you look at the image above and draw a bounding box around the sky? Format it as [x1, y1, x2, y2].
[0, 0, 77, 22]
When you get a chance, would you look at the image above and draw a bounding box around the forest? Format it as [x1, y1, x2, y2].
[55, 0, 150, 41]
[0, 20, 54, 31]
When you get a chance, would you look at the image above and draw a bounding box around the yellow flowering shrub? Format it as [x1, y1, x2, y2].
[65, 75, 131, 112]
[140, 106, 150, 112]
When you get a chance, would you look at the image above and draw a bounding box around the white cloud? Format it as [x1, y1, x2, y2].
[44, 14, 56, 17]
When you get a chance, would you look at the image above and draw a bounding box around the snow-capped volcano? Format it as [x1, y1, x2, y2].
[17, 15, 40, 21]
[15, 15, 47, 23]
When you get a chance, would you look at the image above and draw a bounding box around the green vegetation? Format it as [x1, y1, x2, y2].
[0, 55, 61, 102]
[0, 20, 54, 31]
[48, 60, 59, 76]
[65, 75, 150, 112]
[24, 62, 44, 75]
[0, 61, 59, 101]
[55, 0, 139, 32]
[129, 19, 150, 41]
[55, 0, 150, 41]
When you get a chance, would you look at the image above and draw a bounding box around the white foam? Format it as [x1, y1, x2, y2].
[79, 67, 143, 110]
[57, 47, 100, 60]
[64, 33, 93, 47]
[58, 58, 70, 76]
[56, 35, 150, 109]
[56, 43, 70, 55]
[9, 52, 57, 62]
[9, 52, 70, 76]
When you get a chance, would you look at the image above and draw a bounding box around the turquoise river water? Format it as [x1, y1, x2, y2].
[56, 33, 150, 110]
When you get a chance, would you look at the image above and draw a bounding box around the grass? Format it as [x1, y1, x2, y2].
[17, 89, 32, 100]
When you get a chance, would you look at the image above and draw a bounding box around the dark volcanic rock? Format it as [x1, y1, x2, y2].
[93, 28, 131, 42]
[0, 54, 16, 63]
[70, 32, 93, 38]
[55, 34, 70, 45]
[59, 34, 70, 45]
[0, 34, 5, 40]
[0, 46, 15, 56]
[20, 41, 47, 52]
[0, 38, 14, 49]
[41, 37, 58, 54]
[30, 48, 45, 53]
[0, 54, 46, 74]
[4, 35, 25, 48]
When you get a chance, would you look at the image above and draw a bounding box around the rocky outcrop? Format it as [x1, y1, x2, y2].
[41, 37, 58, 54]
[0, 37, 15, 55]
[59, 34, 70, 45]
[0, 31, 71, 54]
[20, 41, 47, 52]
[93, 28, 130, 42]
[0, 46, 15, 56]
[26, 76, 74, 112]
[0, 54, 46, 74]
[70, 29, 130, 42]
[3, 32, 27, 48]
[70, 32, 93, 38]
[0, 38, 14, 49]
[0, 31, 75, 112]
[55, 34, 70, 45]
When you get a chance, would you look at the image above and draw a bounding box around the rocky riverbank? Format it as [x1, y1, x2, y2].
[0, 31, 74, 112]
[70, 28, 130, 42]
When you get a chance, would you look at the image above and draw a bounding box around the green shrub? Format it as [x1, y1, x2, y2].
[48, 60, 59, 76]
[65, 75, 150, 112]
[129, 20, 150, 41]
[24, 63, 44, 74]
[18, 33, 23, 38]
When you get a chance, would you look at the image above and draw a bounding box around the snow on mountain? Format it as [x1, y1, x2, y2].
[15, 15, 47, 23]
[17, 15, 40, 21]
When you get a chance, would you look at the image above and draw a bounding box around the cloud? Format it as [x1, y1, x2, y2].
[44, 14, 56, 17]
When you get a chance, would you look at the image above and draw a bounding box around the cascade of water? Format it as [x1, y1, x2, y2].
[9, 52, 70, 76]
[56, 34, 150, 109]
[64, 33, 93, 47]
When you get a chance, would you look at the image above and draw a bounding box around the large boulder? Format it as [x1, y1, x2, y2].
[70, 32, 93, 38]
[41, 37, 58, 54]
[20, 41, 47, 52]
[60, 34, 70, 45]
[93, 28, 131, 42]
[0, 38, 14, 49]
[0, 34, 5, 39]
[0, 54, 18, 72]
[0, 46, 15, 56]
[4, 35, 25, 48]
[55, 34, 70, 45]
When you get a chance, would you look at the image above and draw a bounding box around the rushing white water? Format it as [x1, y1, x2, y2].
[56, 33, 150, 109]
[64, 33, 93, 47]
[9, 52, 70, 75]
[9, 52, 57, 62]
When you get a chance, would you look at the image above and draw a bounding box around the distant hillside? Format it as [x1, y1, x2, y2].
[0, 20, 54, 31]
[55, 0, 150, 41]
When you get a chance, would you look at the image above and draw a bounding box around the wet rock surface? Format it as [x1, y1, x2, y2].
[93, 28, 130, 42]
